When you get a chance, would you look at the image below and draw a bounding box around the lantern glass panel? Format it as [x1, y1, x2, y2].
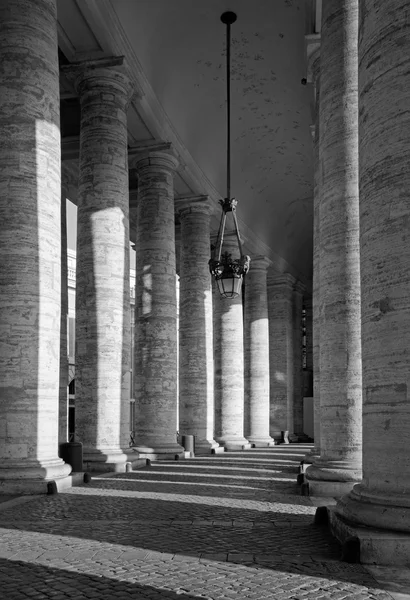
[217, 273, 243, 299]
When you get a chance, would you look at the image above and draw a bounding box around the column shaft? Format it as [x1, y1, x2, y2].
[244, 257, 275, 447]
[306, 0, 362, 496]
[292, 282, 305, 436]
[73, 62, 131, 472]
[336, 0, 410, 534]
[177, 198, 219, 454]
[268, 274, 295, 441]
[120, 237, 131, 452]
[132, 148, 184, 457]
[311, 51, 321, 458]
[214, 234, 250, 450]
[59, 186, 69, 445]
[0, 0, 71, 492]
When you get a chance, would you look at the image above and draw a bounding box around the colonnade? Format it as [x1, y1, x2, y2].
[304, 0, 410, 555]
[0, 0, 306, 488]
[2, 0, 410, 559]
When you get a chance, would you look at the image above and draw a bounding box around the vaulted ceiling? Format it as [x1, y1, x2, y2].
[58, 0, 319, 289]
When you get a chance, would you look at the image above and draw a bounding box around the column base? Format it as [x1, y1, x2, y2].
[82, 449, 128, 473]
[123, 450, 149, 470]
[247, 436, 276, 448]
[195, 439, 222, 455]
[132, 441, 185, 461]
[0, 458, 72, 495]
[216, 436, 252, 451]
[305, 459, 362, 497]
[306, 478, 357, 497]
[335, 484, 410, 534]
[327, 506, 410, 566]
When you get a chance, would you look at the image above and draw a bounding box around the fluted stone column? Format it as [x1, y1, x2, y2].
[0, 0, 71, 492]
[71, 59, 132, 472]
[214, 233, 250, 450]
[177, 196, 219, 454]
[335, 0, 410, 543]
[132, 146, 184, 458]
[293, 281, 305, 437]
[59, 184, 69, 445]
[306, 0, 362, 496]
[244, 257, 275, 447]
[268, 274, 295, 441]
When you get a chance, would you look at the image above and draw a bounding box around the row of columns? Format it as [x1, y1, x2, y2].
[306, 0, 410, 538]
[0, 0, 308, 490]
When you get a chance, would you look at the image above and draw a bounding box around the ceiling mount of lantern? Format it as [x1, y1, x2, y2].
[208, 10, 251, 299]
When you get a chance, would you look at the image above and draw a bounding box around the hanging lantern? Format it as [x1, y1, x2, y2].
[209, 198, 250, 299]
[209, 11, 251, 299]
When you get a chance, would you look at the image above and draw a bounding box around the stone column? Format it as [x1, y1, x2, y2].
[305, 0, 362, 496]
[213, 233, 250, 450]
[293, 281, 305, 437]
[309, 49, 321, 459]
[335, 0, 410, 541]
[303, 296, 313, 398]
[0, 0, 71, 492]
[244, 257, 275, 447]
[127, 187, 138, 452]
[132, 145, 184, 458]
[268, 274, 295, 442]
[120, 237, 131, 453]
[59, 184, 69, 445]
[177, 196, 219, 454]
[176, 273, 180, 435]
[70, 58, 132, 472]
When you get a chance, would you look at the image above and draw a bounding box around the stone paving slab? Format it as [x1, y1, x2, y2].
[0, 446, 406, 599]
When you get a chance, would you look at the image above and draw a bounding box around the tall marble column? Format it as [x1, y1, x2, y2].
[0, 0, 71, 492]
[305, 0, 362, 496]
[268, 274, 295, 441]
[244, 257, 275, 447]
[59, 184, 69, 446]
[293, 281, 305, 436]
[120, 237, 131, 453]
[213, 233, 250, 450]
[70, 58, 132, 472]
[309, 48, 321, 459]
[303, 296, 313, 397]
[132, 145, 184, 458]
[177, 196, 219, 454]
[335, 0, 410, 543]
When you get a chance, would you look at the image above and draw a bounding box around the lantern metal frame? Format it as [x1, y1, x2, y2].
[209, 11, 250, 299]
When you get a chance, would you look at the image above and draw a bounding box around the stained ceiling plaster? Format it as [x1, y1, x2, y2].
[111, 0, 314, 284]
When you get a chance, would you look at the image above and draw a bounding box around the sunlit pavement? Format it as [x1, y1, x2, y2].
[0, 445, 408, 600]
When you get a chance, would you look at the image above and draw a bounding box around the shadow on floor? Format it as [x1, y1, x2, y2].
[0, 558, 206, 600]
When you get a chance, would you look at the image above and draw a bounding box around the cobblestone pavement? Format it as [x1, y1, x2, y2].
[0, 445, 407, 599]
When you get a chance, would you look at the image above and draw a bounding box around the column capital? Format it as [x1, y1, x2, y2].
[268, 273, 297, 289]
[248, 255, 272, 272]
[62, 56, 135, 104]
[130, 142, 179, 175]
[175, 195, 214, 218]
